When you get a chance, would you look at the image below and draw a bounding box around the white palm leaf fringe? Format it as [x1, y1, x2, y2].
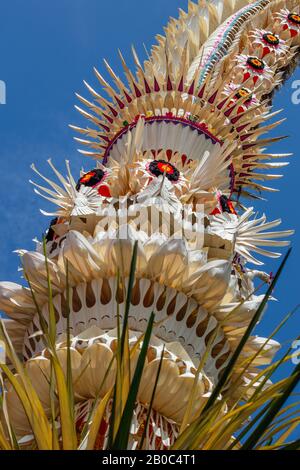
[210, 208, 294, 265]
[30, 160, 78, 217]
[29, 159, 294, 269]
[188, 145, 234, 195]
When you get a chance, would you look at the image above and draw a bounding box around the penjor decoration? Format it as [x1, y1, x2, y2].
[0, 0, 299, 451]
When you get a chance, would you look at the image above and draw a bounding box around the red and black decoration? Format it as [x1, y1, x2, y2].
[220, 196, 237, 215]
[262, 32, 280, 46]
[76, 169, 111, 197]
[235, 87, 253, 104]
[76, 169, 105, 190]
[246, 56, 265, 72]
[45, 217, 59, 243]
[211, 196, 237, 216]
[288, 12, 300, 26]
[148, 160, 180, 183]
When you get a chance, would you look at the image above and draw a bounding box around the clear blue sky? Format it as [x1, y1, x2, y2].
[0, 0, 299, 438]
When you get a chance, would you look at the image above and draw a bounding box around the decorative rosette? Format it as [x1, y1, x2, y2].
[222, 83, 259, 115]
[274, 9, 300, 38]
[249, 29, 290, 61]
[76, 168, 111, 197]
[234, 54, 274, 86]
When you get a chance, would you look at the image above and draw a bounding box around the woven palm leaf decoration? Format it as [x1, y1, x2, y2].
[0, 0, 299, 450]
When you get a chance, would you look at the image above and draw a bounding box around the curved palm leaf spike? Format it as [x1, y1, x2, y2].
[144, 1, 262, 82]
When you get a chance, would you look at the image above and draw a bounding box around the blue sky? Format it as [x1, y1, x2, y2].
[0, 0, 300, 438]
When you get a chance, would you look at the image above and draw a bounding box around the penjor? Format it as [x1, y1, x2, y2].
[0, 0, 299, 451]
